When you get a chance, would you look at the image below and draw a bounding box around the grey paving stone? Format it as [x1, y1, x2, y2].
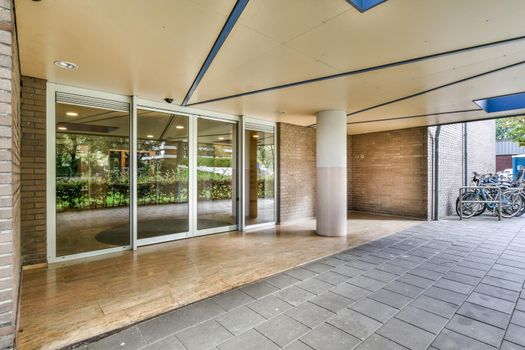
[247, 295, 293, 319]
[138, 310, 191, 343]
[475, 283, 520, 302]
[377, 318, 435, 350]
[211, 289, 255, 311]
[419, 262, 451, 274]
[302, 262, 333, 274]
[256, 314, 310, 347]
[328, 308, 382, 340]
[368, 289, 412, 309]
[331, 282, 370, 301]
[505, 324, 525, 347]
[319, 257, 347, 267]
[285, 267, 318, 281]
[443, 271, 481, 286]
[141, 335, 186, 350]
[315, 271, 349, 286]
[445, 314, 505, 348]
[432, 328, 494, 350]
[179, 299, 226, 325]
[457, 302, 510, 329]
[376, 263, 411, 276]
[309, 291, 353, 313]
[362, 269, 398, 283]
[215, 306, 265, 335]
[284, 340, 314, 350]
[354, 334, 407, 350]
[358, 255, 389, 265]
[467, 292, 515, 314]
[176, 320, 232, 350]
[410, 295, 459, 318]
[333, 252, 358, 262]
[241, 281, 280, 299]
[266, 273, 301, 289]
[433, 278, 474, 295]
[486, 269, 525, 284]
[517, 299, 525, 311]
[348, 276, 387, 292]
[396, 273, 434, 289]
[408, 268, 444, 281]
[330, 264, 363, 277]
[88, 326, 146, 350]
[384, 281, 425, 298]
[275, 286, 316, 306]
[348, 260, 378, 271]
[350, 297, 398, 323]
[295, 278, 333, 295]
[395, 305, 448, 334]
[450, 265, 486, 278]
[300, 323, 360, 350]
[501, 340, 525, 350]
[424, 287, 467, 306]
[217, 329, 278, 350]
[286, 302, 334, 328]
[511, 310, 525, 327]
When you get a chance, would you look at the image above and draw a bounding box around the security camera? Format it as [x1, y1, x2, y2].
[164, 98, 174, 104]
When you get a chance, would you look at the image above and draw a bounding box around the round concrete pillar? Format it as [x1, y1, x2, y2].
[316, 110, 347, 237]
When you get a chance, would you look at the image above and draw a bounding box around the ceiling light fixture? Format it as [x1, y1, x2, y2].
[218, 137, 225, 140]
[54, 60, 78, 70]
[146, 134, 154, 138]
[66, 111, 78, 117]
[57, 126, 67, 131]
[253, 135, 260, 138]
[175, 125, 184, 129]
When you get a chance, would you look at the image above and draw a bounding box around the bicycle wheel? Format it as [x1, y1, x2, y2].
[499, 190, 522, 218]
[516, 192, 525, 217]
[456, 192, 484, 218]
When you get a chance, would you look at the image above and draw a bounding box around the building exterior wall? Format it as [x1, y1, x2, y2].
[428, 121, 496, 219]
[496, 155, 512, 171]
[349, 128, 428, 219]
[277, 123, 316, 222]
[20, 76, 46, 265]
[0, 0, 20, 348]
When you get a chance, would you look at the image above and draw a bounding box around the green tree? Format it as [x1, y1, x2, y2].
[496, 116, 525, 145]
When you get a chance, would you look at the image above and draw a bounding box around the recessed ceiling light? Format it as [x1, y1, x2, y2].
[57, 126, 67, 131]
[253, 134, 260, 138]
[175, 125, 184, 129]
[146, 134, 154, 138]
[54, 60, 78, 70]
[218, 137, 225, 140]
[66, 111, 78, 117]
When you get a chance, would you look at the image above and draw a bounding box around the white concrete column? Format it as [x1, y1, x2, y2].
[316, 110, 347, 237]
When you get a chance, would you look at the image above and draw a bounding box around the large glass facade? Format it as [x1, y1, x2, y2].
[197, 118, 238, 230]
[244, 129, 275, 226]
[51, 90, 273, 259]
[137, 109, 189, 240]
[55, 103, 130, 257]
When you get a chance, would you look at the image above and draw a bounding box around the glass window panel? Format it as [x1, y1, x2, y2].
[55, 102, 130, 257]
[136, 110, 189, 239]
[245, 129, 275, 225]
[197, 118, 237, 230]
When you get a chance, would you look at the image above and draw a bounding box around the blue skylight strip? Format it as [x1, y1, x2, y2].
[181, 0, 249, 106]
[347, 0, 387, 12]
[474, 92, 525, 113]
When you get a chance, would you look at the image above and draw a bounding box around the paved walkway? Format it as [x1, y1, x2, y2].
[83, 217, 525, 350]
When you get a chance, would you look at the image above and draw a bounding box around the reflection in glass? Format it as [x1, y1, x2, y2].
[245, 130, 275, 225]
[55, 103, 130, 256]
[137, 110, 189, 239]
[197, 119, 237, 230]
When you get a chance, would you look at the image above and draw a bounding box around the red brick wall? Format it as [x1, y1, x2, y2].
[20, 76, 46, 265]
[496, 155, 512, 172]
[277, 123, 316, 222]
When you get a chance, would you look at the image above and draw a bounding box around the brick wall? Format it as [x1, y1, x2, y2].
[349, 128, 428, 218]
[277, 123, 316, 222]
[428, 121, 496, 219]
[20, 76, 46, 265]
[0, 0, 19, 348]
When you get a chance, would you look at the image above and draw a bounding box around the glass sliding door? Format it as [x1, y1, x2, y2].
[136, 109, 189, 242]
[196, 118, 238, 232]
[55, 102, 130, 257]
[244, 128, 276, 226]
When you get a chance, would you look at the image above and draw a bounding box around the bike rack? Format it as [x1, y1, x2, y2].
[459, 186, 502, 221]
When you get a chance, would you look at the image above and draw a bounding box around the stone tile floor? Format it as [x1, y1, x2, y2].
[80, 217, 525, 350]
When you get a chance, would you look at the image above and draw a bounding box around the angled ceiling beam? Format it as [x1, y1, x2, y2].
[187, 34, 525, 107]
[181, 0, 249, 106]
